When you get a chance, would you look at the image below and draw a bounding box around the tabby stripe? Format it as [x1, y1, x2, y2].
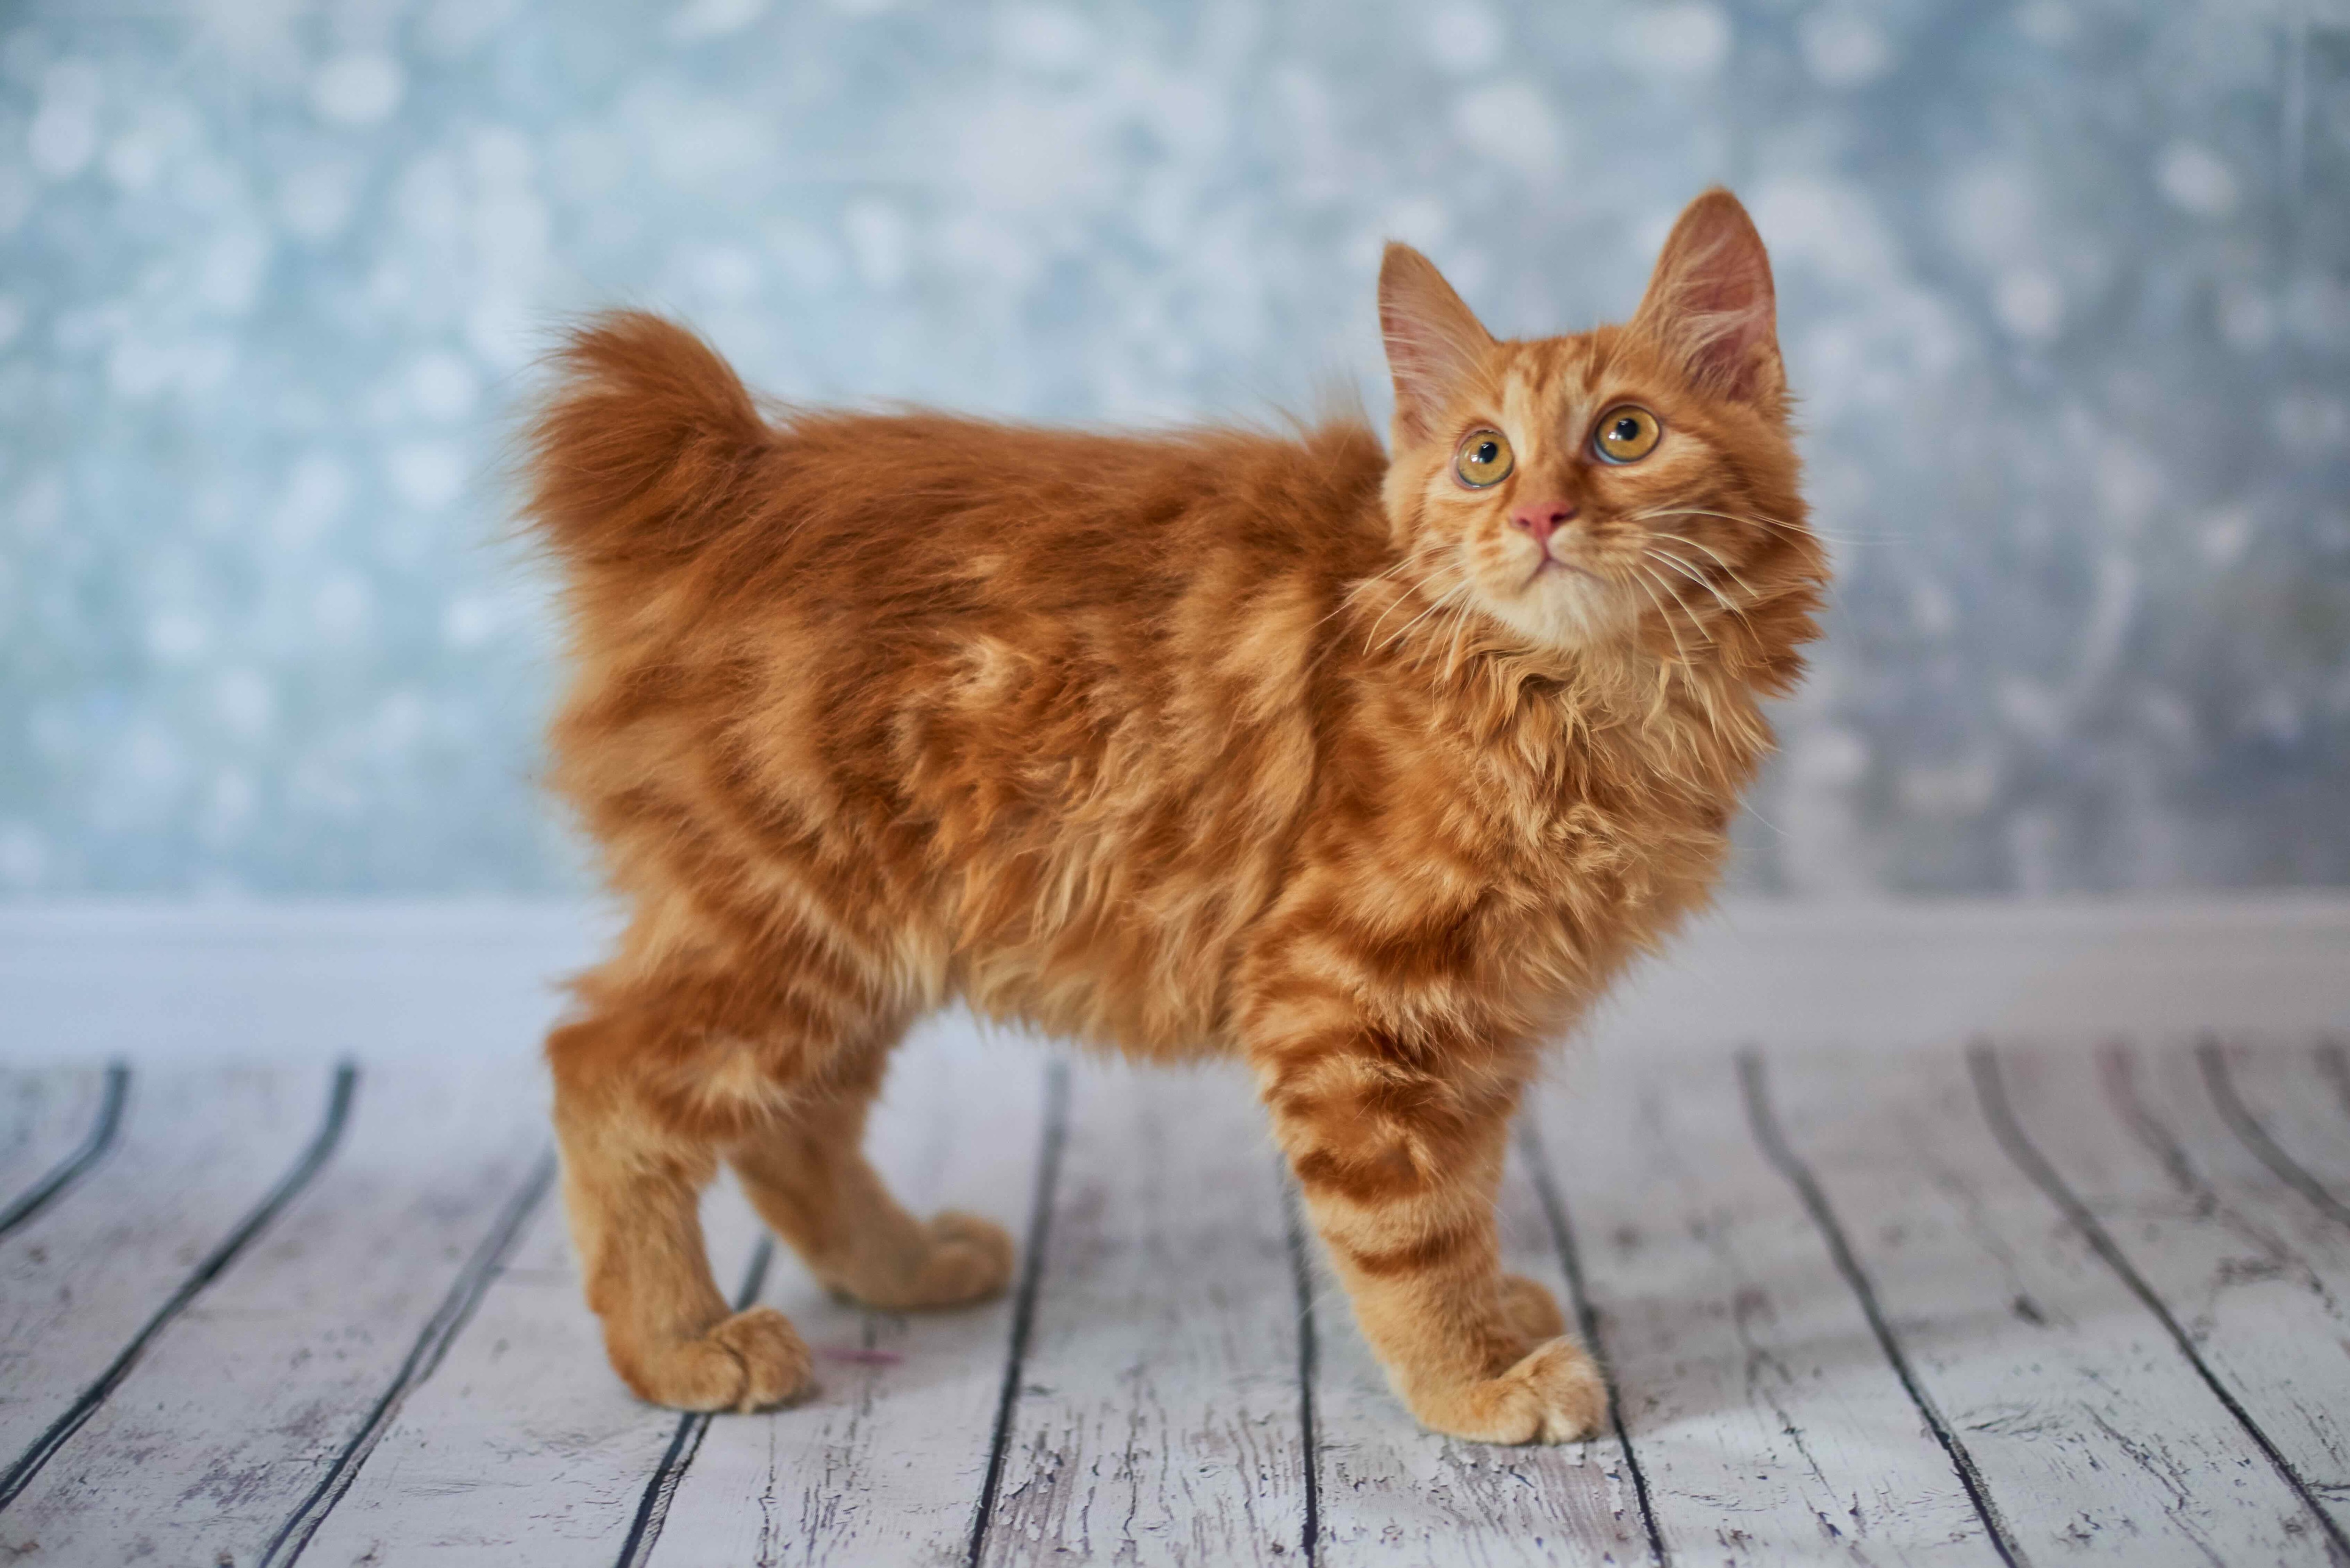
[1339, 1222, 1478, 1279]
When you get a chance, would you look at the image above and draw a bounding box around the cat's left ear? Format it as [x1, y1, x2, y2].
[1631, 188, 1785, 412]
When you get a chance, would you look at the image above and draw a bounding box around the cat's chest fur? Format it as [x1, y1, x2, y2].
[930, 589, 1759, 1061]
[1297, 650, 1757, 1034]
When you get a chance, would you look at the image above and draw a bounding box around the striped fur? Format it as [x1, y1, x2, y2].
[528, 189, 1825, 1439]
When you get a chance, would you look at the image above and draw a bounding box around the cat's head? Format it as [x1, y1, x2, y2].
[1376, 189, 1819, 671]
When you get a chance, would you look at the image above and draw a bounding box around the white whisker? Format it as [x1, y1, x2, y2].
[1644, 547, 1749, 625]
[1628, 505, 1869, 547]
[1377, 581, 1470, 655]
[1630, 568, 1695, 669]
[1438, 596, 1479, 679]
[1648, 532, 1760, 600]
[1315, 557, 1415, 633]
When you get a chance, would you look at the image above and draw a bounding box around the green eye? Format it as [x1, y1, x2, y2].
[1453, 429, 1514, 487]
[1593, 406, 1661, 463]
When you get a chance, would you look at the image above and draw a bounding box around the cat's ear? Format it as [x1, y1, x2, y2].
[1379, 243, 1495, 443]
[1632, 188, 1784, 410]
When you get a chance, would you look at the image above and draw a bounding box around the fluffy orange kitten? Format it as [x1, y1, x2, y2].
[526, 189, 1824, 1443]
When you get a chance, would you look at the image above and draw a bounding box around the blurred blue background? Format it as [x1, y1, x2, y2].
[1, 0, 2344, 898]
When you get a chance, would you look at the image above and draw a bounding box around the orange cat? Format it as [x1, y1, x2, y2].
[525, 189, 1824, 1443]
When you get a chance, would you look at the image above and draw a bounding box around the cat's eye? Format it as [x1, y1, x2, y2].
[1453, 429, 1514, 488]
[1592, 406, 1662, 464]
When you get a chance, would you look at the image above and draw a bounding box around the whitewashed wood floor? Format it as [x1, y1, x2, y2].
[5, 899, 2350, 1567]
[4, 1022, 2350, 1566]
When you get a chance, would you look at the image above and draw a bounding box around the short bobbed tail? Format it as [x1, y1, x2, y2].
[523, 311, 768, 569]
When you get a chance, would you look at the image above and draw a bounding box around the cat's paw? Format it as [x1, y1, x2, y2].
[1498, 1272, 1567, 1351]
[846, 1210, 1016, 1310]
[613, 1306, 815, 1413]
[1409, 1336, 1609, 1445]
[905, 1209, 1016, 1306]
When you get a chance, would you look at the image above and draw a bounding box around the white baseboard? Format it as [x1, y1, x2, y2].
[1, 896, 2343, 1066]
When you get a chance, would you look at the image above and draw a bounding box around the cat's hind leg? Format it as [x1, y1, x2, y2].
[548, 1001, 815, 1413]
[725, 1034, 1014, 1311]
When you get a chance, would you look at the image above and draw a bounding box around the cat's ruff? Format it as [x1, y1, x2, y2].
[524, 188, 1826, 1443]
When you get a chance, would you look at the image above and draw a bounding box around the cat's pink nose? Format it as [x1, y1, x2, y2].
[1511, 502, 1577, 547]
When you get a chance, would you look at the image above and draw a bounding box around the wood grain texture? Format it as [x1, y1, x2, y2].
[296, 1152, 770, 1563]
[1533, 1051, 1992, 1565]
[0, 1059, 544, 1564]
[1766, 1045, 2321, 1564]
[979, 1058, 1307, 1568]
[646, 1013, 1050, 1568]
[1310, 1130, 1645, 1566]
[0, 1066, 331, 1488]
[1991, 1041, 2350, 1545]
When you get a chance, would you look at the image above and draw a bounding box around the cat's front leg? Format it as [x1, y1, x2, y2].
[1251, 1018, 1606, 1444]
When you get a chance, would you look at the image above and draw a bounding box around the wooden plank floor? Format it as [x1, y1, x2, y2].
[3, 1031, 2348, 1565]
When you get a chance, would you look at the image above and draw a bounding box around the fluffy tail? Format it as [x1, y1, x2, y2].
[523, 311, 768, 569]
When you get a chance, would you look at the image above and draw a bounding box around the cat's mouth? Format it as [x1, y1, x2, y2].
[1526, 554, 1608, 590]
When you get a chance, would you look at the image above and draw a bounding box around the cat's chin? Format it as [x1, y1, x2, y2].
[1476, 575, 1641, 656]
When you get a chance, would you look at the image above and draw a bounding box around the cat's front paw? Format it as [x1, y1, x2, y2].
[611, 1306, 815, 1413]
[1498, 1272, 1567, 1352]
[1408, 1336, 1608, 1444]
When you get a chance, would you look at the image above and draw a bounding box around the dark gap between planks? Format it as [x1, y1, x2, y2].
[1738, 1048, 2026, 1568]
[1278, 1166, 1322, 1567]
[616, 1236, 779, 1568]
[1969, 1040, 2350, 1560]
[262, 1148, 559, 1568]
[1518, 1115, 1668, 1567]
[966, 1058, 1071, 1568]
[2195, 1037, 2350, 1230]
[0, 1062, 360, 1513]
[0, 1061, 130, 1242]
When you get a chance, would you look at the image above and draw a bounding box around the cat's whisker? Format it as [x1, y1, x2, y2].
[1367, 547, 1473, 649]
[1644, 562, 1722, 660]
[1630, 505, 1871, 548]
[1316, 554, 1420, 633]
[1647, 532, 1761, 600]
[1637, 565, 1735, 743]
[1308, 556, 1433, 678]
[1378, 582, 1469, 655]
[1420, 586, 1482, 668]
[1629, 568, 1697, 669]
[1345, 553, 1423, 600]
[1358, 580, 1423, 650]
[1436, 595, 1481, 679]
[1643, 547, 1751, 627]
[1627, 503, 1823, 542]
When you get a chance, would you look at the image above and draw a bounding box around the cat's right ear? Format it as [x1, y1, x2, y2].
[1379, 243, 1495, 444]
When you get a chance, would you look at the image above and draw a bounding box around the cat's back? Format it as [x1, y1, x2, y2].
[736, 407, 1390, 632]
[529, 313, 1394, 1054]
[527, 310, 1392, 699]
